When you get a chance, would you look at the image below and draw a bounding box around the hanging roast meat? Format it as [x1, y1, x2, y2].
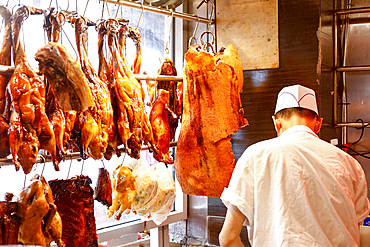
[73, 17, 116, 160]
[94, 167, 113, 207]
[0, 6, 12, 158]
[39, 12, 79, 161]
[107, 22, 154, 159]
[0, 194, 21, 245]
[96, 20, 117, 160]
[49, 176, 98, 247]
[35, 42, 93, 112]
[17, 175, 64, 247]
[174, 44, 248, 197]
[149, 89, 175, 164]
[7, 6, 58, 173]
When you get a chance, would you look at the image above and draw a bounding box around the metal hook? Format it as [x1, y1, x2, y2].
[136, 1, 144, 29]
[80, 159, 85, 175]
[188, 15, 200, 47]
[40, 155, 46, 177]
[207, 0, 214, 32]
[83, 0, 90, 17]
[67, 153, 73, 179]
[23, 174, 27, 189]
[121, 152, 127, 165]
[101, 158, 106, 169]
[165, 10, 174, 55]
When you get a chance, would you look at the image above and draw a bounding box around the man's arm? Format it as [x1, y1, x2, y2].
[219, 204, 247, 247]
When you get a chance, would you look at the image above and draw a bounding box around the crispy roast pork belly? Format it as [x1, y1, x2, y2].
[174, 44, 248, 197]
[49, 176, 98, 247]
[35, 42, 93, 112]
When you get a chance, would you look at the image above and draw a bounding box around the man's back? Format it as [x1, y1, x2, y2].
[226, 125, 370, 246]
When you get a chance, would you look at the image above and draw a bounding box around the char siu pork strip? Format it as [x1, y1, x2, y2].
[94, 167, 113, 207]
[49, 176, 98, 247]
[8, 6, 58, 173]
[0, 6, 12, 158]
[174, 44, 248, 197]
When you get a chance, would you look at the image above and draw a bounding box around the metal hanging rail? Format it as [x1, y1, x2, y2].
[106, 0, 213, 24]
[336, 65, 370, 72]
[333, 5, 370, 128]
[336, 6, 370, 15]
[0, 65, 183, 81]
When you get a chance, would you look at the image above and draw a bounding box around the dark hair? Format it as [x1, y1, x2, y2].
[275, 107, 318, 120]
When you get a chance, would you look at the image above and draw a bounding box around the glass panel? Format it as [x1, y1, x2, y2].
[0, 0, 176, 231]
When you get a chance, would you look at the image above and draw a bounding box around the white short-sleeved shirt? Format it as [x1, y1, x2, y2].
[221, 125, 370, 247]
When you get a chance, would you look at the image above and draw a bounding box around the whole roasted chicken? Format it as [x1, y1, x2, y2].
[7, 6, 58, 173]
[17, 175, 64, 246]
[108, 164, 136, 220]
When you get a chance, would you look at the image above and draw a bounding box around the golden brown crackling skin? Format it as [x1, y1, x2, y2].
[175, 44, 247, 197]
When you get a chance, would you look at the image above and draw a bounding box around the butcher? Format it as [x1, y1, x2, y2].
[219, 84, 370, 246]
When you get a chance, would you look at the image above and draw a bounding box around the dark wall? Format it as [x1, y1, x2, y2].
[204, 0, 336, 246]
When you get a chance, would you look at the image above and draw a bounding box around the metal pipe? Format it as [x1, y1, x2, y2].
[337, 66, 370, 72]
[337, 122, 370, 128]
[336, 7, 370, 15]
[0, 141, 178, 167]
[106, 0, 212, 24]
[0, 65, 183, 81]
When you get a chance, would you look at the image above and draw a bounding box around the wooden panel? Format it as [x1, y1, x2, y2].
[216, 0, 279, 70]
[231, 0, 322, 161]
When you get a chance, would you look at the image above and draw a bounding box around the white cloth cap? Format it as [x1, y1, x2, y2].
[274, 84, 318, 115]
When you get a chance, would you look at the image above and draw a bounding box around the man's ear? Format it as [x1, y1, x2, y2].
[314, 117, 323, 134]
[272, 116, 282, 134]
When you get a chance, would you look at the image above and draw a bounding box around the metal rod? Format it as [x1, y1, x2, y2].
[0, 141, 178, 167]
[336, 66, 370, 72]
[0, 65, 183, 81]
[337, 122, 370, 128]
[336, 6, 370, 15]
[106, 0, 212, 24]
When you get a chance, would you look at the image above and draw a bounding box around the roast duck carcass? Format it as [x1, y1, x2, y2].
[0, 6, 12, 158]
[174, 44, 248, 197]
[37, 10, 80, 161]
[0, 193, 21, 245]
[72, 17, 116, 160]
[49, 175, 98, 247]
[148, 58, 180, 164]
[7, 6, 59, 174]
[17, 175, 64, 246]
[106, 21, 154, 159]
